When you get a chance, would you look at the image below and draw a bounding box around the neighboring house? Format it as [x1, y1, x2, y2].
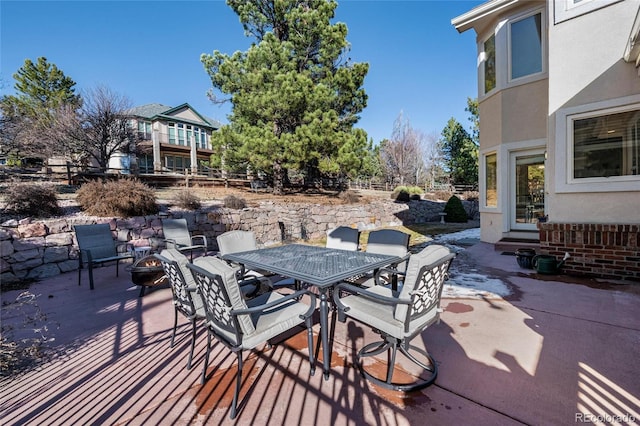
[124, 103, 221, 174]
[453, 0, 640, 281]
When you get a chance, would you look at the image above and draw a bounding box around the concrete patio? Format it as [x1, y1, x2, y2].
[1, 239, 639, 425]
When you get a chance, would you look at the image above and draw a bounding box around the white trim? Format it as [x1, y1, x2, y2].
[452, 0, 519, 33]
[480, 150, 500, 212]
[509, 148, 546, 231]
[507, 8, 547, 84]
[555, 94, 640, 193]
[554, 0, 624, 24]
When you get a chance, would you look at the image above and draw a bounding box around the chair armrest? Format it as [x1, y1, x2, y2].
[232, 289, 316, 319]
[191, 235, 207, 248]
[334, 282, 411, 312]
[164, 238, 178, 249]
[373, 267, 406, 287]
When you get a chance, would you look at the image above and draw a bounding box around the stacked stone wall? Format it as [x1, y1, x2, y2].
[1, 199, 454, 284]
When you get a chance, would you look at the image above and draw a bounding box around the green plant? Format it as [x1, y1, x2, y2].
[223, 195, 246, 210]
[76, 178, 158, 217]
[171, 189, 201, 210]
[3, 181, 61, 217]
[443, 195, 468, 223]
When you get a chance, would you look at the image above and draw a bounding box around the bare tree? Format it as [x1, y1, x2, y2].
[380, 111, 423, 186]
[52, 85, 136, 171]
[422, 130, 446, 189]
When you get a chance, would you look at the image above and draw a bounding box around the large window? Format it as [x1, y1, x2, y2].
[137, 121, 152, 140]
[510, 12, 542, 80]
[483, 34, 496, 94]
[485, 153, 497, 207]
[573, 109, 640, 179]
[168, 123, 176, 144]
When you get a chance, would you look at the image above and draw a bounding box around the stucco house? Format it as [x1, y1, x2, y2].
[123, 103, 220, 174]
[452, 0, 640, 281]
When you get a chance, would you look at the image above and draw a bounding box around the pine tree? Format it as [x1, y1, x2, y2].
[0, 57, 80, 160]
[201, 0, 369, 194]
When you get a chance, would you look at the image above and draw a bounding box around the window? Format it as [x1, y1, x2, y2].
[483, 34, 496, 94]
[177, 124, 185, 146]
[200, 131, 207, 149]
[168, 123, 176, 144]
[485, 153, 498, 207]
[510, 12, 542, 80]
[554, 0, 621, 24]
[137, 121, 152, 140]
[572, 109, 640, 179]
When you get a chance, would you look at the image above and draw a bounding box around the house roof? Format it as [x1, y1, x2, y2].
[624, 6, 640, 72]
[127, 103, 223, 129]
[451, 0, 519, 33]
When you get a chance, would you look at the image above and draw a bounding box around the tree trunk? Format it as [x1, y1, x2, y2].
[273, 160, 284, 195]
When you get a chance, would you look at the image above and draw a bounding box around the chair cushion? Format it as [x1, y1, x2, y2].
[194, 256, 255, 335]
[216, 230, 258, 256]
[341, 285, 439, 338]
[162, 218, 193, 248]
[239, 292, 309, 349]
[395, 245, 451, 321]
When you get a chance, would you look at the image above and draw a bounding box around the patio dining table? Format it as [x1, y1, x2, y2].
[223, 243, 401, 379]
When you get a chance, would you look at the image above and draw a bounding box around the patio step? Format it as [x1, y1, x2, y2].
[495, 238, 540, 254]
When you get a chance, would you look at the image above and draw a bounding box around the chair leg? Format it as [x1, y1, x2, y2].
[306, 317, 316, 376]
[187, 319, 197, 370]
[115, 260, 120, 277]
[386, 341, 398, 384]
[78, 259, 82, 286]
[201, 332, 211, 385]
[88, 263, 95, 290]
[230, 351, 243, 420]
[171, 307, 178, 348]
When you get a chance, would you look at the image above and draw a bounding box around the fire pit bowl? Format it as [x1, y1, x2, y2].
[130, 255, 167, 296]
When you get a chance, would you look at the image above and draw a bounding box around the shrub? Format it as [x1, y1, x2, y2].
[223, 195, 246, 210]
[171, 189, 201, 210]
[392, 189, 410, 202]
[443, 195, 468, 223]
[391, 185, 422, 202]
[339, 190, 360, 204]
[77, 179, 158, 217]
[3, 181, 61, 217]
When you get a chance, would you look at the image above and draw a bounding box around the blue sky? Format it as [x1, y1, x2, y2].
[1, 0, 483, 144]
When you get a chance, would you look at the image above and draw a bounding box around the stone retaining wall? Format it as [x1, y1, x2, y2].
[1, 199, 455, 284]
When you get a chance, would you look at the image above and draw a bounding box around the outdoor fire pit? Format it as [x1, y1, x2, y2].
[129, 255, 167, 297]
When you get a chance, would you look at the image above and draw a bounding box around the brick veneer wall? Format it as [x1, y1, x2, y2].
[538, 223, 640, 282]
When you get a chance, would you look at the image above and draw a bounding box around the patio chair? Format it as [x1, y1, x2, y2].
[186, 257, 316, 420]
[334, 245, 455, 391]
[162, 218, 208, 261]
[326, 226, 360, 251]
[217, 230, 295, 290]
[348, 229, 411, 289]
[74, 223, 135, 290]
[154, 249, 206, 370]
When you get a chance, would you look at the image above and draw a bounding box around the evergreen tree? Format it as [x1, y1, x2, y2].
[0, 57, 80, 160]
[201, 0, 369, 194]
[440, 118, 478, 186]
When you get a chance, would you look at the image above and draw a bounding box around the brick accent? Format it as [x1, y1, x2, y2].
[538, 223, 640, 282]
